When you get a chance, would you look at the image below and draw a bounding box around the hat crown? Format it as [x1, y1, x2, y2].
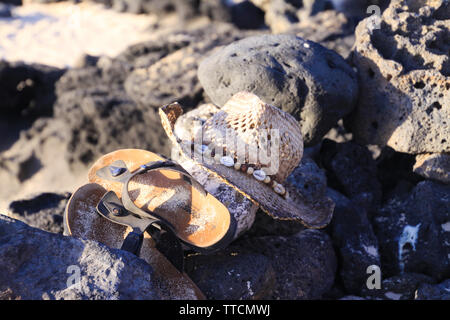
[201, 92, 303, 183]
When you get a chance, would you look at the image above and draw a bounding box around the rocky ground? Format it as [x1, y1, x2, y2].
[0, 0, 449, 300]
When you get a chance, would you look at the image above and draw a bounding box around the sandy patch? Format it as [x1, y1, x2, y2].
[0, 2, 161, 68]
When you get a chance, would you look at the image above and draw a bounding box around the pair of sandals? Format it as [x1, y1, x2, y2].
[64, 149, 236, 274]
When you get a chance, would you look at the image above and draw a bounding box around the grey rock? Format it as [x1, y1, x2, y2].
[54, 85, 171, 169]
[7, 193, 71, 234]
[413, 153, 450, 184]
[416, 279, 450, 300]
[264, 0, 333, 33]
[373, 181, 450, 280]
[327, 188, 381, 294]
[232, 229, 337, 299]
[361, 273, 435, 300]
[0, 215, 161, 300]
[348, 0, 450, 154]
[198, 34, 358, 146]
[185, 251, 275, 299]
[320, 140, 382, 210]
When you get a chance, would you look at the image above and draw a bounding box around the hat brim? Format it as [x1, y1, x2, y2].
[159, 103, 334, 229]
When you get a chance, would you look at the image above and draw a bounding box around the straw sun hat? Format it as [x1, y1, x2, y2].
[160, 91, 334, 228]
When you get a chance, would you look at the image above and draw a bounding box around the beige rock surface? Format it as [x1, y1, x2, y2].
[349, 0, 450, 154]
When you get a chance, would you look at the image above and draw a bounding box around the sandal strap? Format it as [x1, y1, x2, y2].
[96, 159, 207, 222]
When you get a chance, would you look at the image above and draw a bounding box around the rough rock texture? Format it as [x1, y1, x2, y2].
[198, 34, 358, 146]
[185, 251, 275, 299]
[413, 153, 450, 184]
[320, 140, 382, 210]
[0, 215, 162, 300]
[263, 0, 333, 33]
[361, 273, 435, 300]
[287, 157, 328, 201]
[373, 181, 450, 280]
[172, 103, 258, 238]
[54, 64, 171, 169]
[348, 0, 450, 154]
[125, 23, 261, 110]
[0, 61, 64, 118]
[6, 193, 70, 234]
[232, 229, 337, 299]
[416, 279, 450, 300]
[327, 188, 380, 295]
[291, 10, 355, 58]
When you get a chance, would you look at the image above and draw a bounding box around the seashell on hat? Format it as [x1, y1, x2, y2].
[201, 92, 304, 184]
[160, 92, 334, 228]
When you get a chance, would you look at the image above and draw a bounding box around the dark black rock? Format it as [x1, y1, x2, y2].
[99, 0, 200, 20]
[361, 273, 435, 300]
[416, 279, 450, 300]
[246, 209, 305, 237]
[287, 157, 328, 200]
[232, 229, 337, 299]
[0, 61, 65, 119]
[198, 34, 358, 146]
[320, 140, 382, 210]
[0, 0, 21, 5]
[230, 0, 265, 29]
[373, 181, 450, 280]
[200, 0, 264, 29]
[7, 193, 70, 234]
[185, 252, 275, 299]
[376, 147, 424, 201]
[54, 86, 171, 168]
[327, 188, 380, 295]
[0, 3, 11, 17]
